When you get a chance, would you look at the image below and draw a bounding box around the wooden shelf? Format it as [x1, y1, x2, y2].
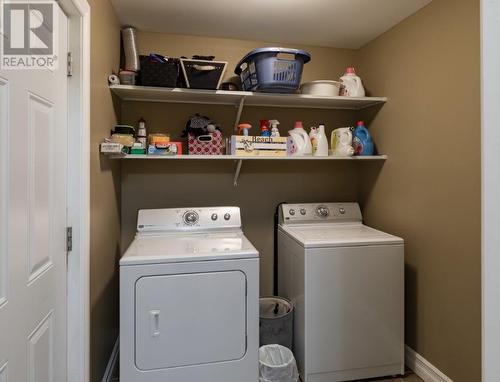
[110, 154, 387, 161]
[108, 85, 388, 185]
[109, 85, 387, 110]
[109, 154, 387, 185]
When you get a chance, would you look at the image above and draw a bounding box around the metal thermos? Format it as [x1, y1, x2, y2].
[121, 27, 140, 72]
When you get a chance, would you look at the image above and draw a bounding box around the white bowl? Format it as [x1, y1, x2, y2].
[300, 80, 342, 97]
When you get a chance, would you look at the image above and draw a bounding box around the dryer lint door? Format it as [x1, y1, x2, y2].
[135, 270, 247, 370]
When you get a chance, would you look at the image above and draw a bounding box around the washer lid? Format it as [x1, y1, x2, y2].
[120, 230, 259, 265]
[280, 223, 403, 248]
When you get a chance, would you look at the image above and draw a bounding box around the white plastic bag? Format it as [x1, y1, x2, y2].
[259, 344, 299, 382]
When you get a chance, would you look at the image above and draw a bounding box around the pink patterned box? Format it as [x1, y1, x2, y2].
[187, 130, 224, 155]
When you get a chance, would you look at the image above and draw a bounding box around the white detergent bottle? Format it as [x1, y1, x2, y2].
[309, 126, 318, 154]
[314, 124, 329, 156]
[340, 67, 365, 97]
[288, 121, 312, 156]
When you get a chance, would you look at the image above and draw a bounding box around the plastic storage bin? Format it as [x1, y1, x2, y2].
[139, 55, 180, 87]
[235, 47, 311, 93]
[259, 345, 299, 382]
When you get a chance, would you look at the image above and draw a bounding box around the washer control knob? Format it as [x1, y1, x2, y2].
[300, 208, 307, 216]
[339, 207, 346, 215]
[316, 206, 330, 217]
[211, 213, 218, 221]
[224, 213, 231, 221]
[183, 211, 199, 225]
[289, 209, 296, 216]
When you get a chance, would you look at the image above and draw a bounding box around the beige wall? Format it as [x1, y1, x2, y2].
[120, 105, 363, 294]
[121, 157, 360, 295]
[136, 32, 355, 85]
[89, 0, 121, 380]
[89, 3, 481, 380]
[120, 34, 362, 295]
[356, 0, 481, 380]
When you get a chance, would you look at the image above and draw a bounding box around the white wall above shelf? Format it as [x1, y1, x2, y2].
[110, 0, 431, 49]
[109, 85, 387, 110]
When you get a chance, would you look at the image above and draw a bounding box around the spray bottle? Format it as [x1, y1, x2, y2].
[270, 119, 280, 137]
[260, 119, 271, 137]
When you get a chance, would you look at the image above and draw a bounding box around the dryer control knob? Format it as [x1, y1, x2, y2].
[339, 207, 346, 215]
[289, 209, 296, 216]
[300, 208, 307, 215]
[224, 213, 231, 220]
[183, 211, 199, 225]
[211, 213, 218, 221]
[316, 206, 330, 217]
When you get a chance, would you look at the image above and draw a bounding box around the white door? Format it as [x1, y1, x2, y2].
[0, 5, 68, 382]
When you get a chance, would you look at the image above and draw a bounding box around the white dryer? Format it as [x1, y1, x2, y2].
[278, 203, 404, 382]
[120, 207, 259, 382]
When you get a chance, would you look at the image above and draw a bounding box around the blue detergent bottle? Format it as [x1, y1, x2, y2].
[353, 121, 374, 155]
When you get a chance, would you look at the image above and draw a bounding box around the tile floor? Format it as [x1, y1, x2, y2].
[368, 373, 423, 382]
[294, 373, 424, 382]
[112, 358, 422, 382]
[303, 374, 423, 382]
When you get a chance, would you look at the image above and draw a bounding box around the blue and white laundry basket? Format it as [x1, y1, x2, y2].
[235, 47, 311, 93]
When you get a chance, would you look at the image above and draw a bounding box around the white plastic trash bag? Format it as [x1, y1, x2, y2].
[259, 344, 299, 382]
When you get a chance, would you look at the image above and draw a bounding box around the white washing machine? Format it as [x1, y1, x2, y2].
[278, 203, 404, 382]
[120, 206, 259, 382]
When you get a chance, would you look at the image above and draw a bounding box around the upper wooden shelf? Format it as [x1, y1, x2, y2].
[109, 85, 387, 110]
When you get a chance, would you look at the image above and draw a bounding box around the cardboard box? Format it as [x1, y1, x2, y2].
[100, 142, 126, 154]
[148, 142, 183, 156]
[231, 135, 288, 157]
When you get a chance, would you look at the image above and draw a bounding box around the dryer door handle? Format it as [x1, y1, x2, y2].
[149, 310, 161, 337]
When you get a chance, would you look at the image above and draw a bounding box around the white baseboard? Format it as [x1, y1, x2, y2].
[101, 337, 119, 382]
[405, 345, 453, 382]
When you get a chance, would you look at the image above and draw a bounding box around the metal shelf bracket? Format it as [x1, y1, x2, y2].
[232, 97, 246, 186]
[233, 97, 246, 132]
[233, 160, 243, 186]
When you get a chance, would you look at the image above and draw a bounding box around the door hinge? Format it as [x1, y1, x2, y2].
[67, 52, 73, 77]
[66, 227, 73, 252]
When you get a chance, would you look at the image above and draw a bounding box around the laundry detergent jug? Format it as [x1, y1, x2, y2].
[331, 127, 354, 156]
[314, 124, 329, 157]
[340, 67, 365, 97]
[353, 121, 374, 155]
[288, 121, 312, 156]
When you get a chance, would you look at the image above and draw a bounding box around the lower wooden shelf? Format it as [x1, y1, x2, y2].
[109, 153, 387, 186]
